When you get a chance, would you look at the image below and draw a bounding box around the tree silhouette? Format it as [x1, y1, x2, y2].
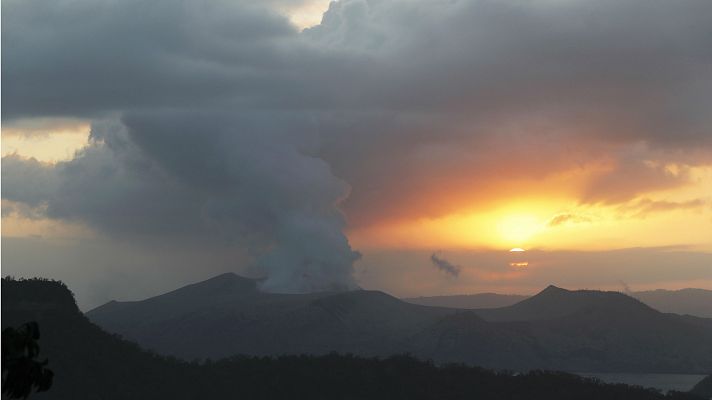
[2, 321, 54, 399]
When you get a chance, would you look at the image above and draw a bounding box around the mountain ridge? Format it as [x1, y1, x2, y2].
[86, 273, 712, 373]
[6, 277, 704, 400]
[405, 287, 712, 318]
[472, 285, 657, 322]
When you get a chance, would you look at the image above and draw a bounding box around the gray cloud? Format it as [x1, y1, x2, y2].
[3, 0, 712, 294]
[430, 252, 461, 278]
[3, 115, 360, 293]
[1, 155, 60, 208]
[309, 0, 712, 222]
[580, 156, 694, 205]
[5, 0, 712, 140]
[1, 0, 300, 119]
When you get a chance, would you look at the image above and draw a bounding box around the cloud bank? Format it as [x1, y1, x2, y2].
[3, 0, 711, 293]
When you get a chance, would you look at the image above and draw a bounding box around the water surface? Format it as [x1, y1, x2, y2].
[577, 373, 706, 392]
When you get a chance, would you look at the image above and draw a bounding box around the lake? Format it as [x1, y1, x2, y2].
[577, 373, 706, 392]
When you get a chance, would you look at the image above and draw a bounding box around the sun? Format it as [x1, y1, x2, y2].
[509, 247, 528, 268]
[497, 214, 542, 247]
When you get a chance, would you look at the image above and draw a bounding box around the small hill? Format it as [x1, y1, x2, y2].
[473, 285, 657, 322]
[411, 311, 544, 370]
[464, 286, 712, 372]
[5, 277, 704, 400]
[403, 288, 712, 319]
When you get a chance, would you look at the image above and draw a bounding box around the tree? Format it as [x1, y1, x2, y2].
[2, 321, 54, 399]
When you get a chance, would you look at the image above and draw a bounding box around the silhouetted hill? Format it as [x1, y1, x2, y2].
[523, 300, 712, 372]
[411, 311, 544, 369]
[466, 286, 712, 371]
[5, 277, 705, 400]
[472, 286, 657, 322]
[404, 288, 712, 319]
[404, 293, 527, 309]
[87, 275, 712, 373]
[88, 273, 451, 359]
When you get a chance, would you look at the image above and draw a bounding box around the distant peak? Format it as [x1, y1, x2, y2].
[202, 272, 261, 285]
[540, 285, 567, 294]
[166, 272, 259, 298]
[208, 272, 240, 281]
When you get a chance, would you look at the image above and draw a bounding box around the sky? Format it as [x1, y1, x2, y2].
[2, 0, 711, 309]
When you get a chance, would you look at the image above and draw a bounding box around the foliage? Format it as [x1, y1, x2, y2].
[2, 321, 54, 399]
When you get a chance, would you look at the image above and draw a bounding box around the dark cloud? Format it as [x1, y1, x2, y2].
[2, 116, 360, 293]
[430, 252, 461, 278]
[3, 0, 712, 293]
[5, 0, 712, 137]
[580, 156, 693, 205]
[312, 0, 712, 220]
[1, 155, 59, 208]
[1, 0, 300, 119]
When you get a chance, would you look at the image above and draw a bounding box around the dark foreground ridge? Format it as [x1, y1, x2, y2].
[87, 273, 712, 373]
[2, 277, 706, 400]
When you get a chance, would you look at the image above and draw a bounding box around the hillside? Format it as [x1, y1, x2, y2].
[4, 277, 705, 400]
[88, 273, 452, 359]
[471, 285, 657, 322]
[87, 274, 712, 373]
[404, 289, 712, 319]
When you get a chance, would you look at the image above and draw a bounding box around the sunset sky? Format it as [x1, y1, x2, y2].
[2, 0, 711, 309]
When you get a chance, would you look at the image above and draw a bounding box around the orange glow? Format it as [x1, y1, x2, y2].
[2, 118, 90, 162]
[2, 120, 711, 257]
[348, 164, 712, 253]
[497, 214, 542, 247]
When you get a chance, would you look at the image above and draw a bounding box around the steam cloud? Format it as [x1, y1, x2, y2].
[430, 253, 461, 278]
[619, 281, 634, 297]
[2, 116, 361, 293]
